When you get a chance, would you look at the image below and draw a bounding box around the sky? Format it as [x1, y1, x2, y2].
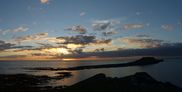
[0, 0, 182, 60]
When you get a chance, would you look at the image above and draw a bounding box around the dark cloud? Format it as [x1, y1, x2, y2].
[11, 46, 33, 49]
[102, 30, 117, 36]
[36, 42, 53, 48]
[56, 35, 112, 45]
[0, 40, 34, 52]
[57, 35, 95, 45]
[72, 48, 84, 54]
[92, 20, 119, 31]
[94, 48, 105, 52]
[0, 55, 27, 58]
[65, 25, 87, 34]
[92, 20, 110, 30]
[65, 42, 182, 58]
[31, 53, 50, 56]
[95, 39, 112, 44]
[0, 40, 15, 51]
[135, 34, 150, 38]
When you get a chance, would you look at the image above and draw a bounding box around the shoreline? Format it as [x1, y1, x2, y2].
[25, 57, 163, 71]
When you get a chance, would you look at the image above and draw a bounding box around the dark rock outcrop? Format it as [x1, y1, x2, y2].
[63, 72, 182, 92]
[0, 72, 72, 92]
[129, 57, 163, 65]
[0, 72, 181, 92]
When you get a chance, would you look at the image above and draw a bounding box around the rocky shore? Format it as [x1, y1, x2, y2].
[0, 72, 72, 92]
[0, 72, 181, 92]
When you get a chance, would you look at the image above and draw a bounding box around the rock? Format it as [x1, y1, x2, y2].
[131, 57, 163, 65]
[63, 72, 182, 92]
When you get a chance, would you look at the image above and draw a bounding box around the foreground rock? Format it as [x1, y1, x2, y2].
[63, 72, 182, 92]
[0, 72, 181, 92]
[0, 72, 72, 92]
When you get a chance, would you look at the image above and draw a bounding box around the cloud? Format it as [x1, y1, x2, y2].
[123, 24, 145, 30]
[46, 37, 65, 44]
[102, 30, 117, 36]
[36, 42, 53, 48]
[135, 34, 150, 38]
[0, 29, 7, 35]
[0, 40, 35, 52]
[12, 26, 28, 32]
[0, 26, 28, 35]
[12, 46, 33, 49]
[0, 40, 15, 51]
[36, 32, 48, 37]
[14, 32, 48, 43]
[65, 25, 87, 34]
[56, 35, 112, 45]
[161, 24, 173, 31]
[94, 48, 105, 52]
[65, 42, 182, 58]
[121, 37, 165, 48]
[92, 20, 119, 31]
[0, 55, 27, 58]
[57, 35, 96, 45]
[136, 12, 142, 16]
[40, 0, 49, 4]
[80, 12, 86, 16]
[95, 39, 112, 44]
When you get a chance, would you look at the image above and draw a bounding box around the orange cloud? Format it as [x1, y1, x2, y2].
[40, 0, 49, 4]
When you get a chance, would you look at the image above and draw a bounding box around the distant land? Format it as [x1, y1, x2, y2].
[25, 57, 163, 71]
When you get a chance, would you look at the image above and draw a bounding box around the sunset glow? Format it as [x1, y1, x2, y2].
[0, 0, 182, 60]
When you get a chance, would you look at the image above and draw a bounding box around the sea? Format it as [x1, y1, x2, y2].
[0, 57, 182, 87]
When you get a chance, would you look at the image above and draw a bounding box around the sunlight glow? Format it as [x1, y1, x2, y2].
[45, 48, 70, 55]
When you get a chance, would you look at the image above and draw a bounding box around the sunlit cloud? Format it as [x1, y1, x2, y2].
[84, 43, 118, 52]
[120, 37, 165, 48]
[0, 55, 27, 59]
[123, 24, 145, 30]
[40, 0, 49, 4]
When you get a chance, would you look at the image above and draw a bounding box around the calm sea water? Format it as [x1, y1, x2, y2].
[0, 58, 182, 87]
